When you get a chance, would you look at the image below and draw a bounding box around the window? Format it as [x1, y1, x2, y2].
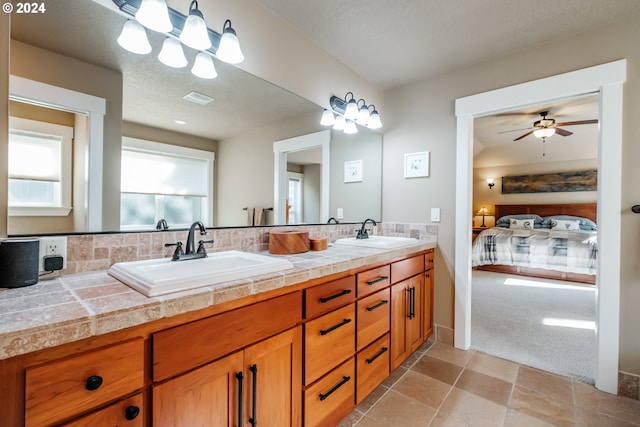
[8, 117, 73, 216]
[120, 137, 214, 230]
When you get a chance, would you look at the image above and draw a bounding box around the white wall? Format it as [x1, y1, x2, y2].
[382, 15, 640, 375]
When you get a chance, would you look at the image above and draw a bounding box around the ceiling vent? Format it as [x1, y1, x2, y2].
[182, 91, 215, 105]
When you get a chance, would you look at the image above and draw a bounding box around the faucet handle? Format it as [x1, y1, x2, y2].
[197, 239, 214, 254]
[165, 241, 184, 260]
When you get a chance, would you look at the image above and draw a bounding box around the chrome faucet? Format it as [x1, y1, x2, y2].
[356, 218, 377, 239]
[327, 217, 339, 224]
[165, 221, 213, 261]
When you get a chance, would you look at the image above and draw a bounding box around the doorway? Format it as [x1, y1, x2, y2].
[454, 60, 626, 393]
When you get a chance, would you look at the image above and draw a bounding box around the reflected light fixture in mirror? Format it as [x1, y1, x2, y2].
[117, 20, 152, 54]
[179, 0, 211, 51]
[135, 0, 172, 32]
[320, 93, 383, 134]
[217, 20, 245, 64]
[191, 52, 218, 79]
[158, 37, 187, 68]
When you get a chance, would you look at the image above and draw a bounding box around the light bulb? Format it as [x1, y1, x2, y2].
[344, 120, 358, 134]
[533, 128, 556, 138]
[135, 0, 173, 33]
[179, 1, 211, 51]
[320, 109, 335, 126]
[117, 20, 152, 55]
[191, 52, 217, 79]
[367, 110, 382, 129]
[344, 98, 358, 120]
[158, 37, 187, 68]
[216, 20, 244, 64]
[333, 115, 346, 131]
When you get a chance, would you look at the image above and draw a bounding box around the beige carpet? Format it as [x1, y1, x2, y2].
[471, 270, 596, 383]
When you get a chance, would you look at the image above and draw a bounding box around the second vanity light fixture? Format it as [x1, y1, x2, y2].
[114, 0, 244, 80]
[320, 92, 383, 134]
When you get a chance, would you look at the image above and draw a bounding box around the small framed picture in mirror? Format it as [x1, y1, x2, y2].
[344, 160, 363, 183]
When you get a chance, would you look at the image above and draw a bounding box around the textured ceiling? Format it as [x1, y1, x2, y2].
[258, 0, 640, 90]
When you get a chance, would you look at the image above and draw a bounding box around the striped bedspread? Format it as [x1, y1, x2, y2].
[471, 227, 597, 275]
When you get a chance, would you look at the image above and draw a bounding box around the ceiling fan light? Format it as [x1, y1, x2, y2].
[158, 37, 188, 68]
[320, 109, 335, 126]
[191, 52, 217, 79]
[344, 120, 358, 134]
[216, 20, 244, 64]
[333, 115, 346, 131]
[135, 0, 173, 33]
[117, 20, 152, 54]
[179, 1, 212, 51]
[533, 128, 556, 138]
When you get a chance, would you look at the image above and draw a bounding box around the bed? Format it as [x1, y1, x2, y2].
[472, 203, 597, 284]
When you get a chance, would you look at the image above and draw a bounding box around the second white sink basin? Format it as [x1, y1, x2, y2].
[334, 235, 418, 249]
[108, 250, 294, 297]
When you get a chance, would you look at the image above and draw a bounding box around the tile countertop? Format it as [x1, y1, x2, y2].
[0, 238, 436, 360]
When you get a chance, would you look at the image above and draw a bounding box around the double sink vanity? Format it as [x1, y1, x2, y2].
[0, 234, 436, 427]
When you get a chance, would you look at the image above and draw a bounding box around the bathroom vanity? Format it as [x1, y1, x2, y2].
[0, 240, 435, 427]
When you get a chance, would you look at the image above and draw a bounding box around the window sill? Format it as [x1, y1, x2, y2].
[9, 206, 73, 217]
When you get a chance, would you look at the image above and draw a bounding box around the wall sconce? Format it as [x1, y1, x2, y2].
[114, 0, 244, 80]
[320, 93, 383, 134]
[475, 206, 492, 227]
[486, 178, 495, 189]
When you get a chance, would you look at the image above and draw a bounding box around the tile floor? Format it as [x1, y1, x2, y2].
[338, 339, 640, 426]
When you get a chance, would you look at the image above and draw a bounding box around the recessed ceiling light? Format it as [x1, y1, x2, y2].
[174, 119, 187, 125]
[182, 91, 215, 105]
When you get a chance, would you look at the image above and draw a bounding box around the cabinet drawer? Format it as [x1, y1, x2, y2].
[356, 334, 390, 404]
[357, 288, 390, 351]
[304, 303, 355, 385]
[61, 394, 143, 427]
[391, 254, 425, 283]
[25, 338, 144, 427]
[153, 292, 301, 381]
[357, 265, 390, 298]
[304, 275, 355, 319]
[425, 250, 434, 271]
[304, 358, 355, 427]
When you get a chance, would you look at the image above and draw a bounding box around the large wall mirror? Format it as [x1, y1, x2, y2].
[7, 0, 382, 236]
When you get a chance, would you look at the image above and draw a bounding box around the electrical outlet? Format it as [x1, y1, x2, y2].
[39, 236, 67, 272]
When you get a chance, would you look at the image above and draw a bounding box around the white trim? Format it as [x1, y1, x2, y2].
[273, 130, 330, 224]
[454, 59, 626, 394]
[9, 75, 106, 232]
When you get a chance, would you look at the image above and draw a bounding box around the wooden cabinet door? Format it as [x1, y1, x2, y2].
[152, 351, 244, 427]
[243, 327, 302, 427]
[391, 275, 423, 370]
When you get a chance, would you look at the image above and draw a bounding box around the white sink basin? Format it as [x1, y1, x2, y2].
[334, 236, 418, 249]
[108, 251, 294, 297]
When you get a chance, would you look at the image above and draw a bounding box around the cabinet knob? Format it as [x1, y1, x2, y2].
[125, 405, 140, 420]
[85, 375, 103, 391]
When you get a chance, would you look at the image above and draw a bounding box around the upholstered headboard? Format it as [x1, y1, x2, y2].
[494, 203, 597, 223]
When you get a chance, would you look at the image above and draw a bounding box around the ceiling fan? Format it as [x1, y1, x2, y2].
[510, 111, 598, 141]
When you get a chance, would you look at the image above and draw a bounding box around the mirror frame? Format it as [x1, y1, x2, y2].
[9, 75, 106, 232]
[273, 130, 330, 224]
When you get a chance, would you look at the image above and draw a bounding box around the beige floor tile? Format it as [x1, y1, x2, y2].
[574, 406, 640, 427]
[336, 409, 364, 427]
[503, 409, 556, 427]
[429, 412, 479, 427]
[354, 414, 390, 427]
[467, 351, 519, 383]
[412, 355, 463, 385]
[455, 369, 513, 406]
[516, 365, 574, 403]
[382, 366, 407, 387]
[574, 381, 640, 425]
[362, 390, 436, 427]
[509, 385, 574, 427]
[356, 384, 389, 413]
[393, 370, 452, 409]
[438, 387, 508, 426]
[425, 341, 475, 367]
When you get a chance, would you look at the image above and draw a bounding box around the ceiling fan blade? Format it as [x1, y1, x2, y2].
[555, 119, 598, 126]
[513, 130, 534, 141]
[554, 127, 573, 137]
[498, 127, 532, 134]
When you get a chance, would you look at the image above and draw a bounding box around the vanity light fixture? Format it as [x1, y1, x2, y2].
[179, 1, 211, 51]
[320, 93, 383, 133]
[113, 0, 244, 79]
[486, 178, 495, 189]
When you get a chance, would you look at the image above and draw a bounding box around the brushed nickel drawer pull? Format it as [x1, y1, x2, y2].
[365, 299, 389, 312]
[319, 289, 352, 303]
[318, 376, 351, 401]
[320, 318, 352, 335]
[365, 276, 389, 286]
[366, 347, 389, 364]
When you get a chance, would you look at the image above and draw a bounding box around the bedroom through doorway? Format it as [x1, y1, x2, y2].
[470, 94, 599, 382]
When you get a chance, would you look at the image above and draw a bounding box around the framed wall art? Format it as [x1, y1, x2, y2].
[344, 160, 363, 183]
[404, 151, 430, 178]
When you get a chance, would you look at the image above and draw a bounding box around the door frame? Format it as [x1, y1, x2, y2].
[454, 59, 626, 393]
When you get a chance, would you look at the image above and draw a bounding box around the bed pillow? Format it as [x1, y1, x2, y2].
[549, 219, 581, 231]
[496, 214, 543, 228]
[509, 218, 535, 229]
[542, 215, 597, 231]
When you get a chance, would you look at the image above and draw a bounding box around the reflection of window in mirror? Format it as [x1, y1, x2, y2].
[8, 117, 73, 217]
[120, 137, 215, 230]
[287, 172, 303, 224]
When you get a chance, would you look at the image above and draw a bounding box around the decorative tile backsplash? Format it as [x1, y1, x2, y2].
[49, 222, 436, 277]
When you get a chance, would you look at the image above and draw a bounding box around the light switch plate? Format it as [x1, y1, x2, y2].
[337, 208, 344, 219]
[431, 208, 441, 222]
